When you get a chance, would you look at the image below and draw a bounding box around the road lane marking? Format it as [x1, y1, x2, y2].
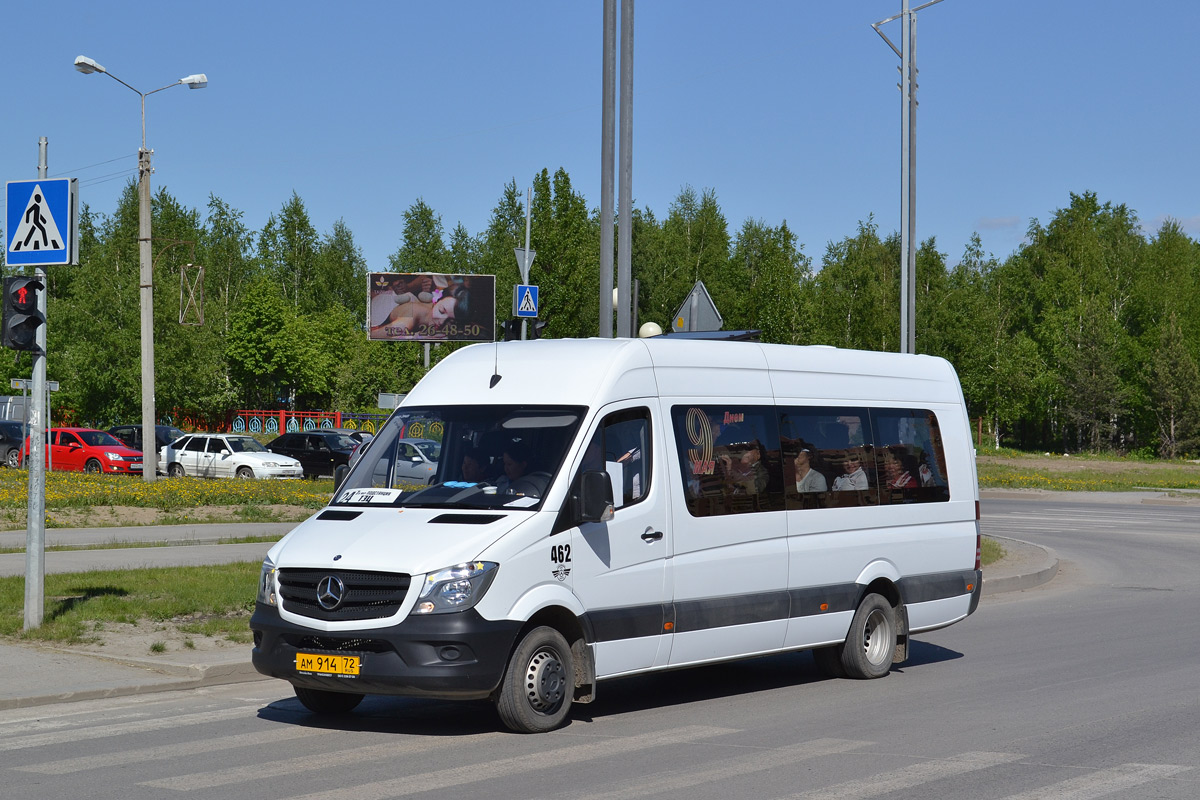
[141, 736, 471, 790]
[272, 725, 737, 800]
[782, 750, 1024, 799]
[0, 705, 259, 751]
[1000, 763, 1191, 799]
[18, 725, 327, 774]
[562, 738, 871, 800]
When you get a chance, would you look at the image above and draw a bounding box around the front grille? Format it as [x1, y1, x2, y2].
[292, 635, 393, 654]
[279, 568, 411, 621]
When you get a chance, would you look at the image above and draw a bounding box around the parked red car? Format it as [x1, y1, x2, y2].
[19, 427, 143, 474]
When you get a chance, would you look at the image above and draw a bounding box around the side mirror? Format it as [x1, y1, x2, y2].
[220, 449, 230, 456]
[580, 470, 615, 523]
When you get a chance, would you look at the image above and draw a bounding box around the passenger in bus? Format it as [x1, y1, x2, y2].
[882, 448, 918, 488]
[833, 452, 869, 491]
[460, 448, 487, 483]
[794, 447, 828, 493]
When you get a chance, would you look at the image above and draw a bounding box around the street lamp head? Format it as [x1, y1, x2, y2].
[180, 74, 208, 89]
[74, 55, 106, 75]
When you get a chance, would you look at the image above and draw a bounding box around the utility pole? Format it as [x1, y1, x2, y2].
[599, 0, 616, 337]
[616, 0, 634, 339]
[873, 0, 945, 355]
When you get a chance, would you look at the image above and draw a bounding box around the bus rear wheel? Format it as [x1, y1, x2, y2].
[814, 593, 896, 680]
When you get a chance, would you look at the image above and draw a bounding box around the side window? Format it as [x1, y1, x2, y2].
[671, 405, 783, 517]
[778, 406, 876, 509]
[869, 409, 950, 504]
[183, 437, 207, 452]
[578, 407, 651, 510]
[60, 432, 80, 448]
[310, 435, 328, 452]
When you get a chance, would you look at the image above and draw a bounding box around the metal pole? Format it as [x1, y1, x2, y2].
[600, 0, 616, 338]
[616, 0, 634, 339]
[899, 0, 912, 355]
[25, 139, 50, 630]
[902, 9, 912, 352]
[521, 187, 532, 340]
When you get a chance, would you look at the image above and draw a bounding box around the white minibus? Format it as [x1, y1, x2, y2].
[251, 336, 981, 733]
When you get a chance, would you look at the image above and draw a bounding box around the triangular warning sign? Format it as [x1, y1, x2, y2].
[9, 184, 64, 253]
[518, 288, 537, 314]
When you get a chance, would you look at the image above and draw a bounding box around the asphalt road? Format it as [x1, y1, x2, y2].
[0, 495, 1197, 799]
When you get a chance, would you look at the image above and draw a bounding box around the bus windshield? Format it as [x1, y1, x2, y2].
[333, 405, 585, 511]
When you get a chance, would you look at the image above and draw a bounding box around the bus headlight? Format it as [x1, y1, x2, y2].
[258, 558, 277, 606]
[414, 562, 498, 614]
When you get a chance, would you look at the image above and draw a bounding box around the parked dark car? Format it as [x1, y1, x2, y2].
[266, 430, 358, 479]
[0, 420, 26, 468]
[108, 424, 187, 452]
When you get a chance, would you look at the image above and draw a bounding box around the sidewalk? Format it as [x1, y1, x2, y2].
[0, 519, 1059, 711]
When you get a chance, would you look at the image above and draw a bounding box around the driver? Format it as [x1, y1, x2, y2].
[495, 441, 548, 497]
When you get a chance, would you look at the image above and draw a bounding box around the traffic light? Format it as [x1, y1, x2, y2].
[502, 318, 522, 342]
[2, 276, 45, 352]
[530, 319, 548, 339]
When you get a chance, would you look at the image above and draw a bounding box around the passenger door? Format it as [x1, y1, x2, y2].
[211, 437, 235, 478]
[665, 403, 789, 666]
[55, 432, 86, 471]
[179, 436, 207, 476]
[566, 404, 671, 677]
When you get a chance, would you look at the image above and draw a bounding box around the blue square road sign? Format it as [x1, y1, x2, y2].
[514, 284, 539, 318]
[6, 178, 78, 266]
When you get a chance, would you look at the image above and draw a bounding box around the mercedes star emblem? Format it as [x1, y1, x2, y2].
[316, 575, 346, 610]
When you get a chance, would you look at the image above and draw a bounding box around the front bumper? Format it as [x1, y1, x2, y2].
[258, 465, 304, 479]
[250, 603, 522, 700]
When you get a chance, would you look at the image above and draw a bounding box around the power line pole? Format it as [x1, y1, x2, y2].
[599, 0, 616, 337]
[873, 0, 945, 355]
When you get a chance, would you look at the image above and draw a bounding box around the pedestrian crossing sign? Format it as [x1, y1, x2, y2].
[6, 178, 78, 266]
[514, 284, 539, 318]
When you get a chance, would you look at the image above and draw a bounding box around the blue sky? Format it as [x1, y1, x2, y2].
[3, 1, 1198, 273]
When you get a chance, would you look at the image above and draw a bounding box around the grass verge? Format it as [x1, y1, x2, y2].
[0, 562, 258, 644]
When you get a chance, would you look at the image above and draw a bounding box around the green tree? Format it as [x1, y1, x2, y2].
[809, 217, 899, 351]
[728, 219, 810, 343]
[1147, 314, 1200, 458]
[388, 198, 448, 274]
[258, 193, 320, 314]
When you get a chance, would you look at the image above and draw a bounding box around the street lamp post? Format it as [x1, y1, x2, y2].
[872, 0, 944, 355]
[74, 55, 206, 482]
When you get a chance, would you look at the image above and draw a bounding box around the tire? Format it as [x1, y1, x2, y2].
[294, 686, 363, 715]
[4, 448, 18, 469]
[168, 462, 185, 478]
[84, 459, 103, 474]
[838, 593, 897, 680]
[496, 626, 573, 733]
[236, 466, 254, 479]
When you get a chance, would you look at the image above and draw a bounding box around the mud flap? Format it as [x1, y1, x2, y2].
[892, 604, 909, 664]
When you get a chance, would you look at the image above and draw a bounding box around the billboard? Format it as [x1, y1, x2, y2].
[368, 272, 496, 343]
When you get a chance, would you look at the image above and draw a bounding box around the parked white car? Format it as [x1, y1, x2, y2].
[161, 433, 303, 479]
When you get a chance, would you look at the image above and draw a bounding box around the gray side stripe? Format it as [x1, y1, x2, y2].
[582, 569, 975, 643]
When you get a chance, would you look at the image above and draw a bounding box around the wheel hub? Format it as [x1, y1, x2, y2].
[525, 648, 567, 711]
[862, 608, 891, 665]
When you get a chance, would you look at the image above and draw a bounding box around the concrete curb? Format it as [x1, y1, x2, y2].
[0, 655, 266, 711]
[981, 535, 1059, 595]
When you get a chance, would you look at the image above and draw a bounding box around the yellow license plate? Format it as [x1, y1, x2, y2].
[295, 652, 361, 676]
